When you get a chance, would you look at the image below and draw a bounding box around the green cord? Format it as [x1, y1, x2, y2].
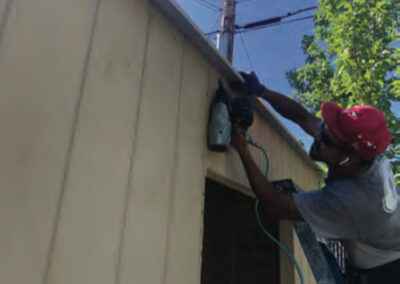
[247, 135, 305, 284]
[254, 201, 305, 284]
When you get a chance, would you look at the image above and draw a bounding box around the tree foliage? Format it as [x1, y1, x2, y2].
[287, 0, 400, 178]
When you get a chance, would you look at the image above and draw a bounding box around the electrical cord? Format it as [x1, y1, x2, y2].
[246, 134, 305, 284]
[246, 135, 269, 174]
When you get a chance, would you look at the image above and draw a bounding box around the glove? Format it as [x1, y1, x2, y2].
[238, 71, 266, 96]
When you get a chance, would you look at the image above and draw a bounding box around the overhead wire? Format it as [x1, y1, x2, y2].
[207, 10, 222, 41]
[205, 14, 314, 36]
[205, 5, 317, 35]
[236, 0, 257, 3]
[238, 31, 255, 71]
[191, 0, 220, 12]
[241, 15, 315, 34]
[240, 5, 316, 29]
[198, 0, 221, 10]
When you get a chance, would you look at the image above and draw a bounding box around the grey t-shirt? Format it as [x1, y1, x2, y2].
[294, 156, 400, 269]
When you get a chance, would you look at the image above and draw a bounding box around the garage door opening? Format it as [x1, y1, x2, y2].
[201, 179, 280, 284]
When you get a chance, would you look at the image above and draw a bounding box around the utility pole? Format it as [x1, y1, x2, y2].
[217, 0, 236, 63]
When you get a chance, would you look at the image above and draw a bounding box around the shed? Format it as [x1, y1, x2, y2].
[0, 0, 322, 283]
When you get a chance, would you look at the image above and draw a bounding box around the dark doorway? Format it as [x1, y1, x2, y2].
[201, 179, 280, 284]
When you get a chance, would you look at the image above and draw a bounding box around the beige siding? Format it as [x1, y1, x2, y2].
[0, 0, 98, 283]
[280, 221, 317, 284]
[164, 41, 209, 284]
[118, 7, 184, 284]
[0, 0, 321, 284]
[0, 0, 6, 17]
[45, 0, 151, 283]
[0, 0, 12, 42]
[251, 111, 320, 189]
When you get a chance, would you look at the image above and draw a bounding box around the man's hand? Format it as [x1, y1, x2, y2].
[237, 71, 267, 96]
[235, 71, 321, 138]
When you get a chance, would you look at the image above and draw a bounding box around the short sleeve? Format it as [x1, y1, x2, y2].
[293, 188, 359, 240]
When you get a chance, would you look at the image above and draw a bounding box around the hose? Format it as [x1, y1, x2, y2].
[247, 135, 305, 284]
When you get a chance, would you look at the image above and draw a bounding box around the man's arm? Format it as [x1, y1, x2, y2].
[260, 89, 321, 138]
[237, 72, 321, 138]
[232, 130, 303, 221]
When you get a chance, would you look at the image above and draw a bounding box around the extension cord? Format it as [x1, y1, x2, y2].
[247, 135, 305, 284]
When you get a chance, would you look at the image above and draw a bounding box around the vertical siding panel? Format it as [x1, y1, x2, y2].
[0, 0, 12, 45]
[0, 0, 6, 20]
[280, 221, 295, 284]
[0, 0, 98, 283]
[45, 0, 150, 284]
[281, 221, 317, 284]
[277, 136, 286, 177]
[164, 42, 209, 284]
[290, 154, 297, 183]
[293, 229, 317, 284]
[118, 8, 184, 284]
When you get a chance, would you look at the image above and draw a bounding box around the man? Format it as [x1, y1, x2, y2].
[231, 72, 399, 284]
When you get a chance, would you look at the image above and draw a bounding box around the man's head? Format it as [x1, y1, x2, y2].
[309, 102, 392, 169]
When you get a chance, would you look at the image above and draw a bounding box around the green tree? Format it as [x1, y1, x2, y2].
[287, 0, 400, 180]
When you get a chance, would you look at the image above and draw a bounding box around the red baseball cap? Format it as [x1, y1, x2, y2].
[321, 102, 392, 160]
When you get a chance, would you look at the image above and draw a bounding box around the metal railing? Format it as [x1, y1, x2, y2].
[327, 241, 347, 273]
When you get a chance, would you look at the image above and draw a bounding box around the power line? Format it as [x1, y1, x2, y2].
[238, 32, 255, 71]
[191, 0, 220, 12]
[286, 6, 317, 17]
[205, 14, 314, 36]
[242, 15, 315, 33]
[236, 0, 257, 4]
[240, 5, 317, 29]
[206, 12, 222, 41]
[199, 0, 220, 10]
[205, 5, 317, 35]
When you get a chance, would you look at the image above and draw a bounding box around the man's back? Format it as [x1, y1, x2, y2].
[295, 156, 400, 269]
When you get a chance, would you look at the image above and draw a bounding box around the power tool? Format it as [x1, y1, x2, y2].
[207, 80, 255, 152]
